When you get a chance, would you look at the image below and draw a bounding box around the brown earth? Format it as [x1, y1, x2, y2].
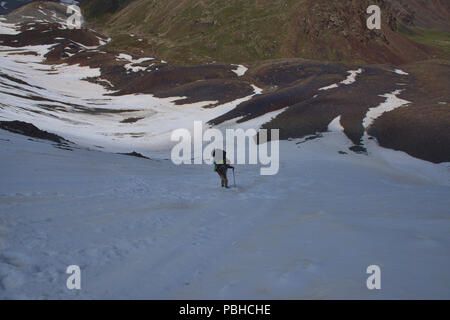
[368, 60, 450, 163]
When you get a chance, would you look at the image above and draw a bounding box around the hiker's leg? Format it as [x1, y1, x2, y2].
[223, 170, 229, 188]
[217, 171, 224, 187]
[218, 166, 229, 188]
[217, 169, 226, 187]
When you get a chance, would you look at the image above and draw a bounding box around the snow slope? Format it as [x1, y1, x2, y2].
[1, 128, 449, 299]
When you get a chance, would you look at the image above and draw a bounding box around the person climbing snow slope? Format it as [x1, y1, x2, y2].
[213, 149, 235, 188]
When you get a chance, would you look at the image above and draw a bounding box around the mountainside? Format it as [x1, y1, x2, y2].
[0, 0, 449, 163]
[79, 0, 449, 65]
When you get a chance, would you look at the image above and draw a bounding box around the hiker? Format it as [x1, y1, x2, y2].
[213, 149, 234, 188]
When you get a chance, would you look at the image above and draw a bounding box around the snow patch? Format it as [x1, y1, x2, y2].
[319, 83, 339, 91]
[319, 69, 363, 91]
[0, 20, 20, 35]
[251, 84, 263, 95]
[340, 68, 363, 85]
[232, 64, 248, 77]
[116, 53, 155, 72]
[363, 90, 411, 129]
[394, 69, 409, 76]
[328, 115, 344, 132]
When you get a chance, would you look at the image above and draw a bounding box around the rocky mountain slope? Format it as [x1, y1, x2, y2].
[79, 0, 449, 65]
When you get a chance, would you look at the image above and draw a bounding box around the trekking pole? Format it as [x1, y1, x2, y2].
[233, 168, 236, 187]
